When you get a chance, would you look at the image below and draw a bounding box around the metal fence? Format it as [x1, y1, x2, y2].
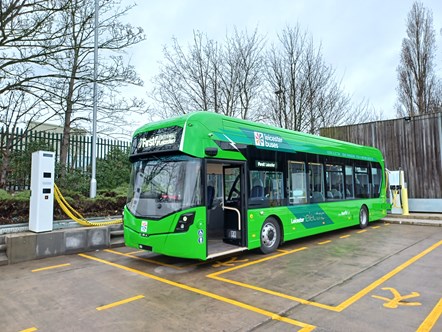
[0, 127, 130, 190]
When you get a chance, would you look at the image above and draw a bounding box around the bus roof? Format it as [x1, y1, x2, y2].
[133, 111, 383, 163]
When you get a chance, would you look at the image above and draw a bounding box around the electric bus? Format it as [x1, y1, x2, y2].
[124, 112, 388, 260]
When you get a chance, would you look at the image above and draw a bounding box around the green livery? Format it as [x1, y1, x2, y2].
[124, 112, 388, 260]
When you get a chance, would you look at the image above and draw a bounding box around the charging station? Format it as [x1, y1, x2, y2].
[389, 170, 402, 214]
[388, 169, 409, 215]
[29, 151, 55, 232]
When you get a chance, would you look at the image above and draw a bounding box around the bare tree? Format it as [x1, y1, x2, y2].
[228, 28, 265, 120]
[151, 31, 218, 118]
[42, 0, 145, 174]
[265, 25, 353, 134]
[0, 0, 66, 188]
[151, 28, 265, 120]
[396, 1, 438, 117]
[0, 0, 145, 186]
[151, 24, 378, 133]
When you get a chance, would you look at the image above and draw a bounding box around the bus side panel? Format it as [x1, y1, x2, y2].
[367, 199, 389, 222]
[246, 199, 387, 250]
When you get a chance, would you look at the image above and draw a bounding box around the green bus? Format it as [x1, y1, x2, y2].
[124, 112, 388, 260]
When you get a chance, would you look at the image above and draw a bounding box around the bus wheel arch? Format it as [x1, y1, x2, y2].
[259, 216, 282, 254]
[359, 205, 369, 229]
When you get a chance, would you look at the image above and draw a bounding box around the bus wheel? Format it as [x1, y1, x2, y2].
[260, 217, 280, 254]
[359, 206, 369, 229]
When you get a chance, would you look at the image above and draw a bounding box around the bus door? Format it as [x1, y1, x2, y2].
[206, 162, 247, 259]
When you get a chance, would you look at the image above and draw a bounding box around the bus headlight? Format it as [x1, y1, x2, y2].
[175, 212, 195, 232]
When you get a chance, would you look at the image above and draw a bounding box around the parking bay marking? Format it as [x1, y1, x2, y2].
[79, 253, 316, 331]
[417, 297, 442, 332]
[208, 240, 442, 313]
[31, 263, 71, 273]
[372, 287, 421, 308]
[96, 295, 145, 311]
[104, 249, 205, 270]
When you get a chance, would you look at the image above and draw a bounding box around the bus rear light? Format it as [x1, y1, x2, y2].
[175, 212, 195, 232]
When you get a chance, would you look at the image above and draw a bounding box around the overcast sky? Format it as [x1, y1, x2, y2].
[124, 0, 442, 127]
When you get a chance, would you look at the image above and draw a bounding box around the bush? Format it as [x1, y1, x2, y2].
[0, 189, 10, 199]
[56, 166, 90, 196]
[0, 189, 126, 225]
[13, 190, 31, 201]
[0, 144, 131, 224]
[96, 147, 130, 190]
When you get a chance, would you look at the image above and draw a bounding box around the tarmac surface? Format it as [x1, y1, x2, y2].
[0, 217, 441, 332]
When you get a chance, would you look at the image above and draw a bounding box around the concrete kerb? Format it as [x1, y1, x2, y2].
[5, 224, 123, 265]
[381, 213, 442, 227]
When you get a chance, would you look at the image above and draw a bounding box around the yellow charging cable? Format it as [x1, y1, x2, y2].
[54, 184, 122, 226]
[391, 189, 401, 208]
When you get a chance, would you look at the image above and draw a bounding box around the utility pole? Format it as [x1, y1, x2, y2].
[90, 0, 99, 198]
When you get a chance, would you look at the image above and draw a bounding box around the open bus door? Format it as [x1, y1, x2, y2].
[206, 161, 247, 259]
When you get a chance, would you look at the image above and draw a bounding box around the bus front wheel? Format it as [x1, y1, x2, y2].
[359, 206, 369, 229]
[260, 217, 280, 254]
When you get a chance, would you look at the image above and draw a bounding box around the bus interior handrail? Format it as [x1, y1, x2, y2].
[222, 205, 241, 231]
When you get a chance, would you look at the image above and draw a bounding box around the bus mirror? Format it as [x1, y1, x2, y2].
[205, 147, 218, 156]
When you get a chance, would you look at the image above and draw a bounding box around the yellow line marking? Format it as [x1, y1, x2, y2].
[417, 297, 442, 332]
[104, 249, 206, 269]
[356, 230, 367, 234]
[96, 295, 144, 311]
[208, 247, 337, 311]
[20, 328, 37, 332]
[31, 263, 71, 272]
[318, 240, 332, 245]
[335, 240, 442, 311]
[277, 249, 290, 253]
[104, 249, 188, 270]
[340, 235, 351, 239]
[126, 250, 144, 255]
[209, 272, 337, 311]
[212, 257, 249, 268]
[208, 247, 308, 277]
[79, 253, 315, 331]
[371, 226, 381, 229]
[208, 240, 442, 312]
[372, 287, 421, 308]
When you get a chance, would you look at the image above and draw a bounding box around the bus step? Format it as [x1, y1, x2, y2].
[207, 247, 248, 260]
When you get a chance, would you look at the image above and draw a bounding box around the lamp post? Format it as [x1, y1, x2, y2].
[275, 88, 284, 113]
[89, 0, 99, 198]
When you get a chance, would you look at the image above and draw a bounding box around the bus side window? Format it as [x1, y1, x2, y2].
[288, 161, 307, 204]
[309, 163, 324, 203]
[371, 163, 382, 198]
[251, 178, 264, 198]
[345, 165, 355, 198]
[355, 165, 370, 198]
[326, 164, 344, 200]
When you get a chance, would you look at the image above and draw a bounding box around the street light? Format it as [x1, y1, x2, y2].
[89, 0, 99, 198]
[275, 88, 284, 114]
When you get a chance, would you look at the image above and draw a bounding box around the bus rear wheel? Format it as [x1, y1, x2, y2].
[260, 217, 280, 254]
[359, 206, 369, 229]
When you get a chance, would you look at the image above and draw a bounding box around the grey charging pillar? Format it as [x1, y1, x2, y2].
[29, 151, 55, 232]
